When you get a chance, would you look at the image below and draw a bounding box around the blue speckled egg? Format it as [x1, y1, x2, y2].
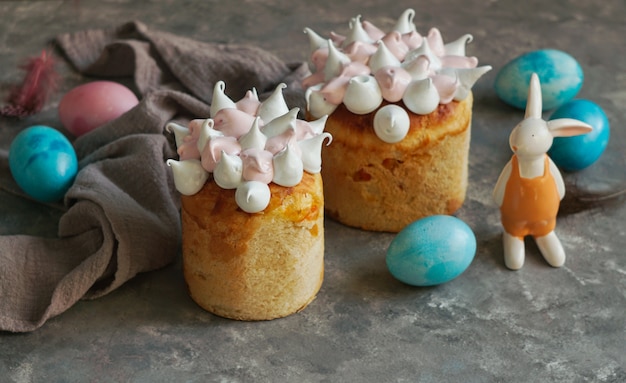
[548, 99, 610, 171]
[495, 49, 583, 111]
[9, 125, 78, 202]
[386, 215, 476, 286]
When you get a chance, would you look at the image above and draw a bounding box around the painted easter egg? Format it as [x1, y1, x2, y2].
[548, 99, 610, 171]
[9, 125, 78, 202]
[494, 49, 583, 111]
[59, 81, 139, 136]
[386, 215, 476, 286]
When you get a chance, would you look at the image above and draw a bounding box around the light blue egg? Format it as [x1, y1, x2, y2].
[9, 125, 78, 202]
[386, 215, 476, 286]
[548, 99, 610, 171]
[495, 49, 583, 110]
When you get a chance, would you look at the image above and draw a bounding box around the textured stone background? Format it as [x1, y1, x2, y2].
[1, 1, 625, 382]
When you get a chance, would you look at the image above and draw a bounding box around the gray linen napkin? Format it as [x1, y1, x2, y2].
[0, 20, 308, 332]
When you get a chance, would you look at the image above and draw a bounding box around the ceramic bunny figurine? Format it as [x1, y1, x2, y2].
[493, 73, 592, 270]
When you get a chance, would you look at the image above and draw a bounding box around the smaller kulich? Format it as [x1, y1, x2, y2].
[302, 9, 491, 232]
[321, 95, 472, 232]
[181, 172, 324, 321]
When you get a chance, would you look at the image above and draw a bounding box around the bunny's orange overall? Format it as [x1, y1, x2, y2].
[500, 154, 561, 239]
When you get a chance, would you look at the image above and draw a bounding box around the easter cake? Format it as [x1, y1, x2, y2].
[302, 9, 491, 232]
[167, 81, 331, 320]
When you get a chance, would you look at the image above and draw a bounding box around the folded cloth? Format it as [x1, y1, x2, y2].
[0, 20, 309, 332]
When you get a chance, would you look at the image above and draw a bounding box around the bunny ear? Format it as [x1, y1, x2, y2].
[547, 118, 593, 137]
[524, 73, 542, 119]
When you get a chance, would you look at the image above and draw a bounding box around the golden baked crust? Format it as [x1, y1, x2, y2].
[321, 93, 473, 232]
[181, 172, 324, 320]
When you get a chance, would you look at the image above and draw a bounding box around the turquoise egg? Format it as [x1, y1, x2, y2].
[495, 49, 583, 111]
[548, 99, 610, 171]
[9, 125, 78, 202]
[386, 215, 476, 286]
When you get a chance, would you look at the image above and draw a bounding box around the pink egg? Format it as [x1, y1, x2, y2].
[58, 81, 139, 136]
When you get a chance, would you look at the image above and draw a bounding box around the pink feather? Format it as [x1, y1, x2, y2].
[1, 50, 60, 117]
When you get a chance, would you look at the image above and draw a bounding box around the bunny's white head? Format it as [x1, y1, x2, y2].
[509, 73, 592, 160]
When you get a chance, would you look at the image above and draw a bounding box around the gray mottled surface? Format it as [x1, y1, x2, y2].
[1, 1, 625, 382]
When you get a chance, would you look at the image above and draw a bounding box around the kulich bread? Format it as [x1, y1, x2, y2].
[321, 94, 472, 232]
[181, 172, 324, 321]
[302, 9, 490, 232]
[168, 81, 332, 320]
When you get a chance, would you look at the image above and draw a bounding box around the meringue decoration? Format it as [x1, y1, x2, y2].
[167, 81, 332, 213]
[303, 8, 492, 141]
[235, 181, 271, 213]
[373, 105, 410, 143]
